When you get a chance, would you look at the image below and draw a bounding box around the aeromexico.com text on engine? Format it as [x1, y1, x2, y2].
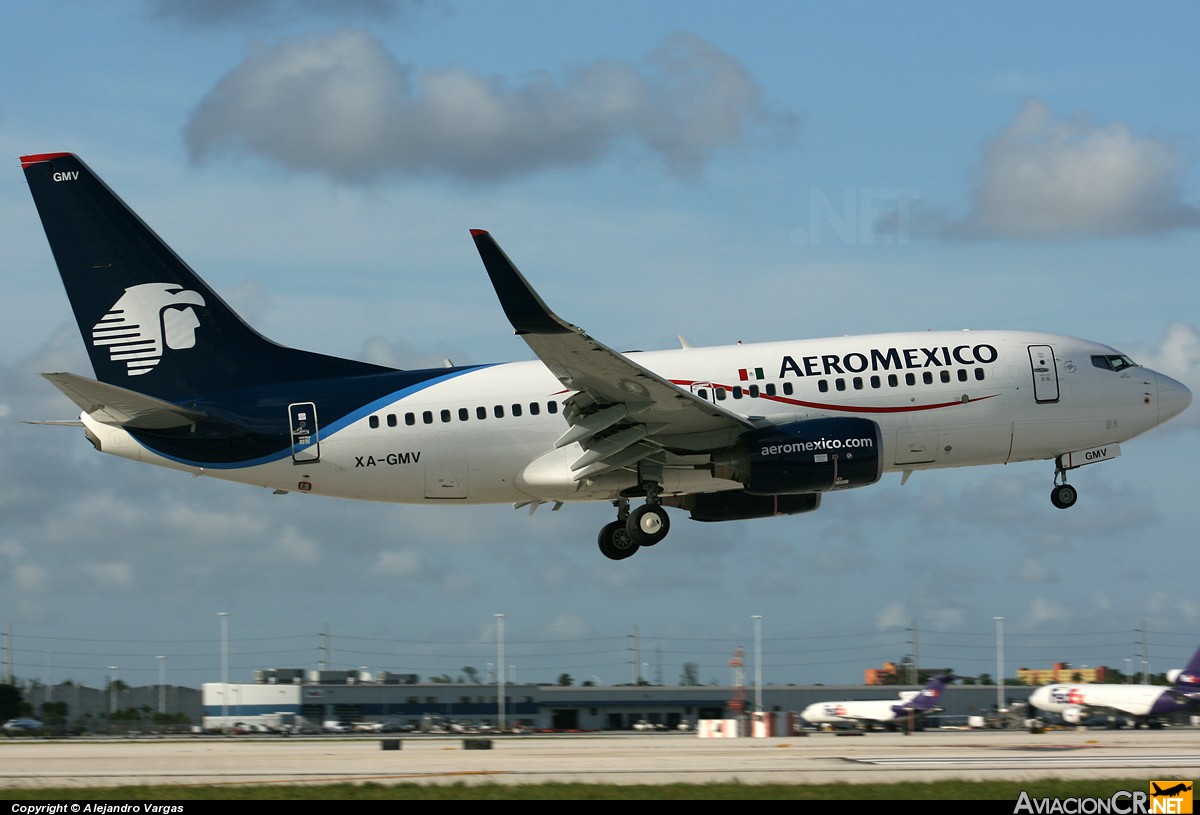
[761, 436, 876, 456]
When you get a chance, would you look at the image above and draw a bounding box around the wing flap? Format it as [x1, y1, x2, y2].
[42, 372, 207, 429]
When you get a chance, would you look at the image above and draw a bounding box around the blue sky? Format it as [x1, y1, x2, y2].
[2, 0, 1199, 693]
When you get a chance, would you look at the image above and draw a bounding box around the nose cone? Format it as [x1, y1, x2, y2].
[1156, 371, 1193, 425]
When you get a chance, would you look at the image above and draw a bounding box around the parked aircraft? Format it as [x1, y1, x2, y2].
[1028, 645, 1200, 729]
[20, 153, 1193, 560]
[799, 674, 958, 730]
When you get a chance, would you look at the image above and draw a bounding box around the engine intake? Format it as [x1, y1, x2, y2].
[712, 417, 883, 496]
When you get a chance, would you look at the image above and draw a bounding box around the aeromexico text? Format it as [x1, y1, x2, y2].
[777, 343, 999, 378]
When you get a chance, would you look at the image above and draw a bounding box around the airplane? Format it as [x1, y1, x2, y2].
[18, 152, 1194, 560]
[1152, 783, 1193, 798]
[798, 674, 957, 731]
[1028, 643, 1200, 729]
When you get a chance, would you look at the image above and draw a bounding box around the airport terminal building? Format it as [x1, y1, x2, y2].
[200, 667, 1038, 733]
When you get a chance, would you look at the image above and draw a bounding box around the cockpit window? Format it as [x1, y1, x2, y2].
[1091, 354, 1137, 372]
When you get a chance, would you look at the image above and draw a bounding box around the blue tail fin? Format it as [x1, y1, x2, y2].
[908, 674, 956, 711]
[21, 153, 390, 401]
[1171, 645, 1200, 694]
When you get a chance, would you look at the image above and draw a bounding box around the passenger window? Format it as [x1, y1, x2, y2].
[494, 405, 505, 418]
[853, 377, 863, 390]
[732, 386, 743, 399]
[512, 403, 523, 417]
[405, 412, 416, 426]
[888, 374, 898, 387]
[957, 369, 968, 382]
[440, 409, 451, 423]
[922, 372, 933, 385]
[940, 370, 951, 384]
[369, 416, 379, 429]
[974, 368, 985, 381]
[529, 402, 540, 416]
[422, 411, 433, 424]
[818, 380, 829, 393]
[476, 406, 487, 420]
[783, 382, 794, 395]
[748, 385, 759, 398]
[697, 388, 708, 400]
[387, 414, 397, 428]
[458, 407, 469, 421]
[548, 401, 558, 414]
[870, 375, 880, 389]
[715, 388, 727, 401]
[835, 379, 846, 392]
[905, 373, 916, 386]
[765, 383, 776, 396]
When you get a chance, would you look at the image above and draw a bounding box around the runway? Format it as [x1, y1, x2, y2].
[3, 728, 1200, 791]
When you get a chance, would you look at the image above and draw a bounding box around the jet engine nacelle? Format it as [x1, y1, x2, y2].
[1061, 706, 1091, 725]
[668, 490, 821, 522]
[712, 417, 883, 496]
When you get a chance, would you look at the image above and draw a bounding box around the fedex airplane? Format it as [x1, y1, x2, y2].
[799, 674, 957, 730]
[19, 153, 1193, 560]
[1028, 645, 1200, 729]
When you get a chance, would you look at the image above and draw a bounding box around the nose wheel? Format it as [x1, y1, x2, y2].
[1051, 461, 1078, 509]
[1050, 482, 1078, 509]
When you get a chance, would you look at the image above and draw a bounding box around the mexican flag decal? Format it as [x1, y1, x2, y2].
[738, 367, 765, 381]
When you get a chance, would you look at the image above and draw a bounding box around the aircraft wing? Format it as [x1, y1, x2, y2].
[471, 230, 755, 479]
[41, 372, 208, 429]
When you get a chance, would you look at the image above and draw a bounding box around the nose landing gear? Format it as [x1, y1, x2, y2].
[1051, 461, 1078, 509]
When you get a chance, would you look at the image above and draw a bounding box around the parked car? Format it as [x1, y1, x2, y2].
[3, 718, 44, 733]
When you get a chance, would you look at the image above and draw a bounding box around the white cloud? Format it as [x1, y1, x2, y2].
[1017, 557, 1056, 584]
[879, 101, 1200, 240]
[185, 29, 796, 183]
[876, 602, 909, 630]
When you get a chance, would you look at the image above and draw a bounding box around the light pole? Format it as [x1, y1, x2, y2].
[218, 611, 230, 727]
[993, 616, 1005, 712]
[108, 665, 119, 715]
[751, 615, 763, 714]
[157, 655, 166, 716]
[495, 613, 505, 732]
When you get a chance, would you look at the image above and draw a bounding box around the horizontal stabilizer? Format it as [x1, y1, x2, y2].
[41, 372, 207, 429]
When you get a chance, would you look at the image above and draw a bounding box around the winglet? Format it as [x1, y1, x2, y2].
[470, 230, 575, 336]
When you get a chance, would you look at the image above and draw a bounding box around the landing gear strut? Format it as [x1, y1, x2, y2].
[595, 466, 672, 560]
[1050, 461, 1078, 509]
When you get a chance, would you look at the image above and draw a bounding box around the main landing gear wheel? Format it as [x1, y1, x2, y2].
[1050, 483, 1078, 509]
[598, 521, 639, 560]
[627, 504, 670, 547]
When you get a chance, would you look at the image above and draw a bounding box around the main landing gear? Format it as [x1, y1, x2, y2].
[597, 495, 671, 561]
[1050, 461, 1079, 509]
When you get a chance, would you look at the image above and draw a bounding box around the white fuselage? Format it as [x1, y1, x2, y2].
[1029, 684, 1174, 719]
[800, 697, 911, 725]
[82, 329, 1188, 505]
